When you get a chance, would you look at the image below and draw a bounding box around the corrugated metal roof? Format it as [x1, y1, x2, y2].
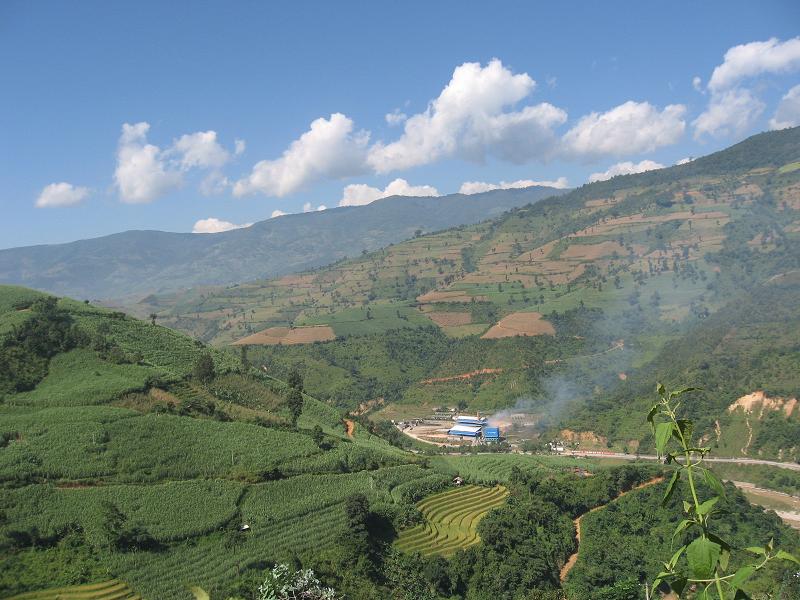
[448, 425, 482, 436]
[454, 415, 487, 425]
[484, 427, 500, 438]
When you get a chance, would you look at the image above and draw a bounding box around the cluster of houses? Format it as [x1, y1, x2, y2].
[447, 415, 501, 443]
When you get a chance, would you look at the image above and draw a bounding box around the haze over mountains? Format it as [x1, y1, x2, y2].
[0, 185, 564, 300]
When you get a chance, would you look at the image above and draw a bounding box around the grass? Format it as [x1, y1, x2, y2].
[297, 301, 433, 337]
[395, 484, 509, 557]
[8, 349, 157, 408]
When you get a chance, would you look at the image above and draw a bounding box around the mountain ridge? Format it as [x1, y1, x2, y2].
[0, 186, 565, 301]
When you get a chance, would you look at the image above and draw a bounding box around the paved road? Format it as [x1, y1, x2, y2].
[567, 451, 800, 472]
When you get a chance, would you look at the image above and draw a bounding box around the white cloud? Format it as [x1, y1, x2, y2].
[694, 38, 800, 139]
[35, 182, 90, 208]
[192, 217, 253, 234]
[769, 84, 800, 130]
[367, 59, 567, 172]
[271, 209, 287, 218]
[588, 160, 665, 183]
[339, 178, 440, 207]
[171, 130, 230, 170]
[233, 113, 370, 197]
[562, 101, 686, 159]
[234, 139, 246, 155]
[114, 122, 182, 203]
[198, 172, 230, 196]
[708, 37, 800, 93]
[459, 177, 569, 195]
[675, 157, 694, 165]
[692, 87, 765, 139]
[302, 202, 328, 212]
[692, 76, 703, 92]
[385, 110, 407, 126]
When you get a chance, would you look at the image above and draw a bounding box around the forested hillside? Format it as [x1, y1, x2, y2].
[2, 285, 797, 599]
[0, 186, 563, 301]
[139, 128, 800, 459]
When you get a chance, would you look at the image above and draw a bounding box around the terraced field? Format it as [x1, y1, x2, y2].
[7, 579, 140, 600]
[395, 484, 508, 557]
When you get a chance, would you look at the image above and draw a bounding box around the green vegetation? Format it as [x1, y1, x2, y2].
[394, 485, 509, 557]
[6, 579, 140, 600]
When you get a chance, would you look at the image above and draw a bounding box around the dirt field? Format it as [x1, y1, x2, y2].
[421, 368, 504, 384]
[232, 325, 336, 345]
[481, 312, 555, 339]
[728, 391, 797, 418]
[426, 311, 472, 327]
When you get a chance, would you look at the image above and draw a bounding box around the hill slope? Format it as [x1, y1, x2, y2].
[0, 186, 564, 301]
[139, 128, 800, 458]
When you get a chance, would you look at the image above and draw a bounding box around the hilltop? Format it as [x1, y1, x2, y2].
[138, 128, 800, 459]
[0, 186, 563, 301]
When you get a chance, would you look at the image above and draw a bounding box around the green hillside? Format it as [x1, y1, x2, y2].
[2, 285, 796, 599]
[140, 128, 800, 459]
[0, 186, 563, 301]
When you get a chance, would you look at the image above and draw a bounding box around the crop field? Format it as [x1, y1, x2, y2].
[395, 484, 509, 557]
[480, 311, 555, 339]
[232, 324, 336, 345]
[6, 579, 140, 600]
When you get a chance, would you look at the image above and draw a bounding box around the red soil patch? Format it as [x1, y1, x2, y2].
[426, 312, 472, 327]
[344, 419, 355, 438]
[728, 390, 797, 418]
[233, 325, 336, 346]
[481, 312, 555, 339]
[421, 368, 504, 384]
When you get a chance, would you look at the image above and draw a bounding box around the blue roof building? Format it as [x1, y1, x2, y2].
[484, 426, 500, 441]
[448, 424, 483, 437]
[454, 415, 487, 426]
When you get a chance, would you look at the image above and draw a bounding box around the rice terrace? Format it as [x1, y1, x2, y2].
[395, 485, 509, 557]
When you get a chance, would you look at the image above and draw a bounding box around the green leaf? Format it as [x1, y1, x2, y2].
[655, 422, 674, 456]
[683, 500, 693, 514]
[670, 578, 687, 595]
[730, 565, 755, 588]
[703, 468, 727, 500]
[657, 382, 666, 396]
[647, 404, 659, 431]
[669, 386, 702, 398]
[733, 589, 752, 600]
[672, 520, 692, 543]
[662, 470, 680, 506]
[776, 550, 800, 564]
[686, 537, 721, 580]
[668, 544, 687, 569]
[697, 497, 719, 516]
[673, 418, 693, 444]
[745, 546, 766, 556]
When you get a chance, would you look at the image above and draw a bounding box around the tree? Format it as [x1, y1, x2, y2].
[193, 352, 216, 383]
[311, 425, 324, 447]
[287, 369, 303, 391]
[287, 387, 304, 426]
[149, 312, 157, 326]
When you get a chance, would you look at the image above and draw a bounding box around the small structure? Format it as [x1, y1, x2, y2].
[453, 415, 488, 426]
[453, 476, 464, 486]
[483, 427, 500, 442]
[448, 424, 483, 438]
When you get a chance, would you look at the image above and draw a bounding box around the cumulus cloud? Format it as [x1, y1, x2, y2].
[385, 110, 407, 126]
[171, 131, 230, 170]
[233, 113, 370, 197]
[459, 177, 569, 195]
[707, 37, 800, 93]
[769, 84, 800, 130]
[588, 160, 665, 183]
[695, 38, 800, 139]
[692, 87, 765, 139]
[114, 122, 183, 203]
[339, 178, 440, 207]
[199, 172, 230, 195]
[271, 209, 287, 218]
[562, 101, 686, 159]
[675, 157, 694, 165]
[234, 139, 246, 155]
[692, 76, 703, 92]
[302, 202, 327, 212]
[367, 59, 567, 172]
[192, 217, 253, 233]
[35, 182, 90, 208]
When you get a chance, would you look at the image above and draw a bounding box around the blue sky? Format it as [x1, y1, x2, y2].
[2, 1, 799, 248]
